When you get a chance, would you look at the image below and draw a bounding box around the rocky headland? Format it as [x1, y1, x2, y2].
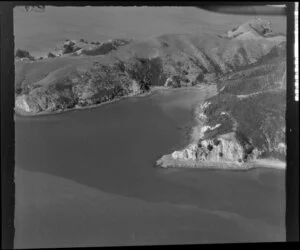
[156, 19, 286, 169]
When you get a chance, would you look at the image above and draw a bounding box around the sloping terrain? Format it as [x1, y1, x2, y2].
[198, 42, 286, 161]
[15, 17, 286, 163]
[15, 18, 285, 115]
[157, 41, 286, 167]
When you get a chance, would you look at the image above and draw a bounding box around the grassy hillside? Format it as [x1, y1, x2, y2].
[15, 17, 286, 115]
[203, 89, 286, 160]
[14, 16, 287, 162]
[216, 42, 286, 94]
[157, 46, 286, 166]
[199, 43, 286, 161]
[15, 13, 286, 164]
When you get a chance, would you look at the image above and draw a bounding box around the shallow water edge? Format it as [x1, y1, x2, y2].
[14, 85, 211, 118]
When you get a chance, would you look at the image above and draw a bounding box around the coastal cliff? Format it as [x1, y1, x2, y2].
[157, 38, 286, 169]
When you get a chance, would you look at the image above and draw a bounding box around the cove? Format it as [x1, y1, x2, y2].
[14, 87, 285, 247]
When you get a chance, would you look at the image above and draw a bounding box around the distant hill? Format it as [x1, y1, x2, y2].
[14, 6, 286, 55]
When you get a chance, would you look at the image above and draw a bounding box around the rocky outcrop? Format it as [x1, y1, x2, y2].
[15, 95, 31, 113]
[53, 38, 133, 57]
[81, 39, 132, 56]
[26, 38, 133, 59]
[62, 40, 81, 54]
[160, 96, 285, 168]
[15, 49, 35, 62]
[167, 130, 263, 166]
[199, 132, 263, 162]
[223, 18, 273, 40]
[195, 101, 211, 121]
[172, 144, 198, 161]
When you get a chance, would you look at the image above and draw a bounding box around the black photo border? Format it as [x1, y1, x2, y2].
[1, 1, 298, 249]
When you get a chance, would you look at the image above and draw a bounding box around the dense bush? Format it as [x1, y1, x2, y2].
[15, 49, 33, 59]
[62, 41, 81, 54]
[47, 52, 56, 58]
[126, 57, 166, 89]
[204, 89, 286, 157]
[217, 54, 286, 95]
[63, 44, 74, 54]
[15, 87, 23, 95]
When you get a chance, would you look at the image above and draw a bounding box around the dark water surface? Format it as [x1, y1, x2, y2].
[15, 88, 285, 247]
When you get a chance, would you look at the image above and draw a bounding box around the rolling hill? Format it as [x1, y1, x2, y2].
[15, 17, 286, 164]
[15, 18, 285, 113]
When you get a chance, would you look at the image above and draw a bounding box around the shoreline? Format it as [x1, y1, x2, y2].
[14, 85, 212, 118]
[155, 87, 286, 172]
[156, 154, 286, 171]
[14, 86, 173, 118]
[179, 85, 218, 145]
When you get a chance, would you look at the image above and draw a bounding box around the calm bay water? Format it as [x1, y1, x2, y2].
[15, 88, 285, 247]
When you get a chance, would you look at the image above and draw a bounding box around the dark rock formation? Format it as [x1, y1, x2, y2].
[80, 39, 132, 56]
[47, 52, 56, 58]
[15, 49, 35, 61]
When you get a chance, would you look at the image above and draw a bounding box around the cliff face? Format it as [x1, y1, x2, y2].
[15, 56, 167, 113]
[159, 87, 286, 168]
[15, 18, 285, 116]
[171, 132, 262, 164]
[15, 95, 31, 113]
